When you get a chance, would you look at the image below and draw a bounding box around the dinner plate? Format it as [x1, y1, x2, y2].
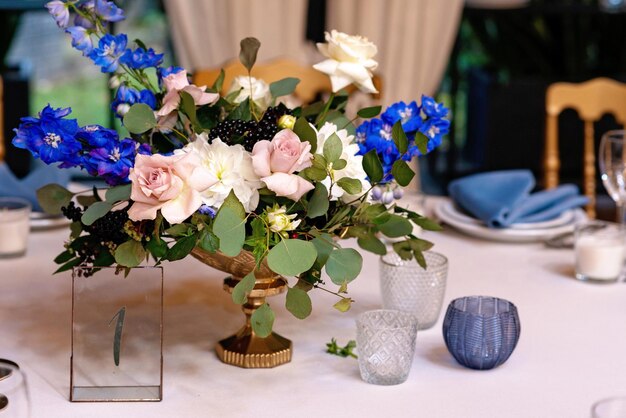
[30, 212, 72, 231]
[435, 200, 586, 243]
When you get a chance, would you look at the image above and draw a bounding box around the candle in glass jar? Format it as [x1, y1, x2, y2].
[575, 221, 625, 282]
[0, 198, 31, 258]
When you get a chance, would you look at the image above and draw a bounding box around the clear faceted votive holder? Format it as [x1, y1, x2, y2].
[71, 266, 163, 402]
[380, 251, 448, 330]
[356, 310, 418, 385]
[442, 296, 520, 370]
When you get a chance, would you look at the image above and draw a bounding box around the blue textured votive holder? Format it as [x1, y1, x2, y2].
[442, 296, 521, 370]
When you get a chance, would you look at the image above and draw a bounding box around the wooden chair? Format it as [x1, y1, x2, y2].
[0, 75, 4, 163]
[193, 58, 382, 104]
[544, 77, 626, 218]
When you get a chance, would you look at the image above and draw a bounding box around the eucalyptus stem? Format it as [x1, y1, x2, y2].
[314, 283, 353, 301]
[316, 92, 335, 127]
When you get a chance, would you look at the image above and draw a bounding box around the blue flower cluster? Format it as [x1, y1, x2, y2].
[12, 105, 150, 186]
[356, 96, 450, 183]
[111, 84, 157, 118]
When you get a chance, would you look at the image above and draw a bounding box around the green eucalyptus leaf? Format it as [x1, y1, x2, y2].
[114, 240, 146, 268]
[311, 234, 335, 269]
[180, 90, 197, 124]
[362, 150, 383, 183]
[285, 287, 312, 319]
[165, 224, 192, 237]
[270, 77, 300, 98]
[267, 239, 317, 276]
[379, 214, 413, 238]
[293, 117, 317, 152]
[146, 237, 169, 259]
[198, 229, 220, 252]
[411, 216, 443, 231]
[239, 37, 261, 71]
[307, 183, 329, 218]
[110, 306, 126, 366]
[76, 194, 97, 208]
[105, 184, 131, 203]
[81, 201, 113, 226]
[70, 221, 82, 239]
[251, 303, 274, 337]
[357, 235, 387, 256]
[392, 121, 408, 154]
[336, 177, 362, 195]
[212, 68, 225, 91]
[325, 248, 363, 285]
[166, 233, 198, 261]
[323, 133, 342, 164]
[356, 105, 382, 119]
[391, 160, 415, 187]
[123, 103, 157, 134]
[227, 99, 252, 121]
[232, 271, 256, 305]
[221, 190, 246, 219]
[214, 207, 245, 257]
[333, 298, 352, 313]
[36, 184, 74, 215]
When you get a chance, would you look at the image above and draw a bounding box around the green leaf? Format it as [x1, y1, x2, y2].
[325, 112, 355, 135]
[392, 241, 414, 261]
[227, 99, 251, 121]
[213, 207, 245, 257]
[212, 68, 225, 91]
[379, 214, 413, 238]
[70, 221, 82, 239]
[36, 184, 74, 215]
[325, 248, 363, 285]
[285, 287, 312, 319]
[307, 182, 329, 218]
[221, 190, 246, 219]
[357, 235, 387, 255]
[415, 132, 429, 155]
[146, 237, 168, 259]
[123, 103, 157, 134]
[109, 307, 126, 366]
[239, 37, 261, 71]
[232, 271, 256, 305]
[311, 234, 335, 269]
[411, 216, 443, 231]
[391, 160, 415, 187]
[362, 150, 383, 183]
[166, 234, 198, 261]
[267, 239, 317, 276]
[336, 177, 362, 195]
[251, 303, 274, 338]
[105, 184, 131, 203]
[293, 117, 317, 152]
[323, 133, 342, 164]
[54, 257, 83, 274]
[165, 224, 192, 237]
[333, 298, 352, 313]
[356, 105, 382, 119]
[333, 159, 347, 170]
[54, 249, 74, 264]
[81, 201, 113, 226]
[114, 240, 146, 267]
[301, 167, 327, 182]
[180, 90, 197, 124]
[270, 77, 300, 98]
[198, 229, 220, 252]
[392, 121, 408, 154]
[76, 194, 97, 208]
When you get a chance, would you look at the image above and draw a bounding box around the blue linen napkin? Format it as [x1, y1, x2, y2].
[0, 162, 71, 212]
[448, 170, 589, 228]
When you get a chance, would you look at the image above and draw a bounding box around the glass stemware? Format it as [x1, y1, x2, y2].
[599, 130, 626, 224]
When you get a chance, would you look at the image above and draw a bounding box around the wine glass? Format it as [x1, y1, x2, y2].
[0, 359, 30, 417]
[599, 130, 626, 224]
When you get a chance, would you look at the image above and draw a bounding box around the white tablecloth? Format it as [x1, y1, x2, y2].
[1, 196, 625, 418]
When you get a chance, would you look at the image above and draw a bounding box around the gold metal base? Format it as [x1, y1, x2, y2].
[216, 330, 292, 368]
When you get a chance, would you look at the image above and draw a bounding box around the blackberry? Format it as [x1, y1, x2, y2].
[61, 201, 83, 222]
[208, 119, 257, 151]
[85, 209, 129, 243]
[247, 104, 293, 145]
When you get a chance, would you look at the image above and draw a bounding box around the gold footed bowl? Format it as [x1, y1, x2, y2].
[190, 247, 292, 368]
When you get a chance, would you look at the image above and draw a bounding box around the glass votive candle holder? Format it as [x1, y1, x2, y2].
[442, 296, 521, 370]
[592, 396, 626, 418]
[379, 251, 448, 330]
[0, 198, 31, 258]
[575, 221, 625, 283]
[356, 310, 418, 385]
[0, 359, 30, 417]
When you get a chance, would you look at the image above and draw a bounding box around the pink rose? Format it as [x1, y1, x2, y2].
[251, 129, 314, 201]
[156, 70, 219, 117]
[128, 152, 217, 224]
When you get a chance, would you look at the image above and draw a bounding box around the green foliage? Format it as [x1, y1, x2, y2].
[336, 177, 362, 195]
[267, 239, 317, 276]
[239, 37, 261, 72]
[379, 214, 413, 238]
[307, 183, 329, 219]
[81, 201, 113, 226]
[123, 103, 157, 134]
[285, 287, 312, 319]
[166, 233, 198, 261]
[36, 184, 74, 215]
[213, 207, 245, 257]
[251, 303, 274, 337]
[114, 240, 146, 267]
[362, 150, 383, 183]
[356, 105, 382, 119]
[325, 248, 363, 285]
[333, 298, 353, 312]
[323, 133, 343, 164]
[392, 120, 408, 154]
[293, 117, 318, 152]
[326, 338, 357, 358]
[232, 272, 256, 305]
[109, 306, 126, 366]
[105, 184, 131, 203]
[270, 78, 300, 98]
[391, 160, 415, 187]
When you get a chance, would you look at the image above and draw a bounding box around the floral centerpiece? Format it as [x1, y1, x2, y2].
[15, 1, 449, 352]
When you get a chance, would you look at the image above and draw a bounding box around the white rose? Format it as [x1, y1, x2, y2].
[228, 76, 272, 110]
[313, 30, 378, 94]
[267, 206, 300, 234]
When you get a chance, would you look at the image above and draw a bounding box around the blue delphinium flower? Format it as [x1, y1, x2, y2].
[46, 1, 70, 28]
[94, 0, 125, 22]
[65, 26, 93, 56]
[139, 89, 157, 109]
[121, 47, 164, 70]
[381, 101, 422, 133]
[421, 95, 449, 118]
[12, 105, 82, 167]
[111, 84, 157, 117]
[88, 33, 128, 73]
[84, 138, 138, 185]
[157, 65, 184, 87]
[419, 117, 451, 152]
[74, 0, 95, 29]
[198, 205, 217, 218]
[76, 125, 119, 147]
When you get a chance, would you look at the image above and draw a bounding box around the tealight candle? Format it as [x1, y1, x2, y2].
[575, 221, 625, 282]
[0, 198, 31, 258]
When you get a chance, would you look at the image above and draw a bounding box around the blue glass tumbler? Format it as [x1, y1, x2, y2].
[442, 296, 521, 370]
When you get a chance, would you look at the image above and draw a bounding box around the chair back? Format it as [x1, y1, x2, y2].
[544, 77, 626, 218]
[193, 58, 381, 104]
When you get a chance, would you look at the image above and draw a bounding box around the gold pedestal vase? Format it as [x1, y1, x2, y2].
[191, 248, 292, 368]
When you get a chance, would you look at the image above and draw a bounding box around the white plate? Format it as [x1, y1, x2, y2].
[30, 212, 72, 231]
[435, 200, 586, 243]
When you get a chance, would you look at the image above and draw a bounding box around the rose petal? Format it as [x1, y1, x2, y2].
[251, 140, 273, 177]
